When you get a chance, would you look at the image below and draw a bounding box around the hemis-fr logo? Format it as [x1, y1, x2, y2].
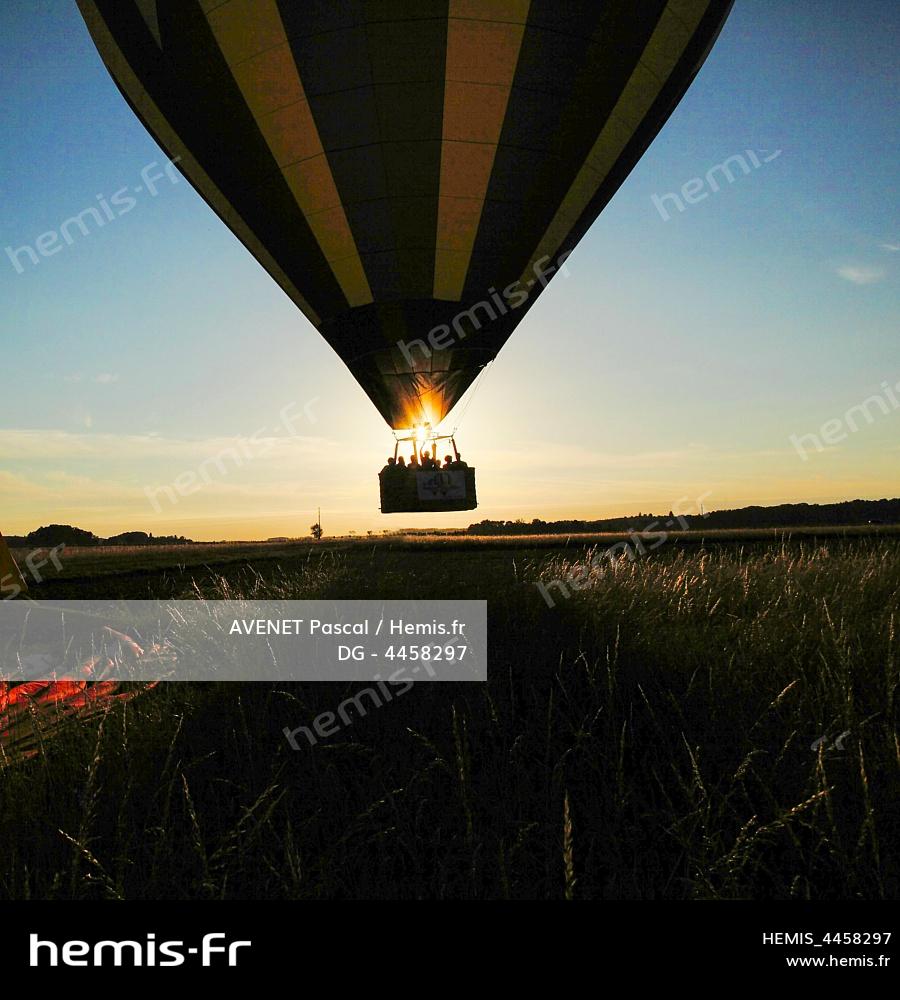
[30, 932, 251, 967]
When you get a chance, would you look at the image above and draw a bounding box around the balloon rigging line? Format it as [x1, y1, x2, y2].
[451, 362, 491, 435]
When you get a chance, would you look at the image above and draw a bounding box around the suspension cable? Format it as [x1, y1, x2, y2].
[450, 362, 491, 435]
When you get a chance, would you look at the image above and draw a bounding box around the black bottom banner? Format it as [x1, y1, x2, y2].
[2, 900, 896, 980]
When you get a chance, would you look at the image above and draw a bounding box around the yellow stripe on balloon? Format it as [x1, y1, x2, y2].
[433, 0, 530, 301]
[205, 0, 373, 308]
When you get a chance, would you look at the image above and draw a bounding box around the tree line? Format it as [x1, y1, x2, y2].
[5, 525, 194, 547]
[465, 498, 900, 534]
[7, 498, 899, 547]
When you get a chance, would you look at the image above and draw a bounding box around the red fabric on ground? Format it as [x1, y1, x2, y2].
[0, 628, 160, 761]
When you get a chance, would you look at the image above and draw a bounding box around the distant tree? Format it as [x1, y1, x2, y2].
[310, 521, 323, 541]
[26, 525, 99, 547]
[108, 531, 152, 546]
[105, 531, 192, 546]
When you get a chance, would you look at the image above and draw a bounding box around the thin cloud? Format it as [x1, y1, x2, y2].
[879, 243, 900, 252]
[836, 265, 885, 285]
[0, 427, 338, 462]
[60, 372, 121, 384]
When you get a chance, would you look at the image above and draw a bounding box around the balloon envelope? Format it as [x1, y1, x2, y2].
[79, 0, 732, 428]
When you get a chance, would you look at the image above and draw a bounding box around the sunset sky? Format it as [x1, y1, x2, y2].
[2, 0, 898, 539]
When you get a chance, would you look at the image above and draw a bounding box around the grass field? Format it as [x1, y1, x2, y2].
[2, 530, 898, 899]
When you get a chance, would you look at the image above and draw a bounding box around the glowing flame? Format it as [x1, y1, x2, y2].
[399, 397, 438, 434]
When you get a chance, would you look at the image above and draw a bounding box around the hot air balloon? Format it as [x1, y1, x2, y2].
[77, 0, 732, 512]
[0, 533, 26, 598]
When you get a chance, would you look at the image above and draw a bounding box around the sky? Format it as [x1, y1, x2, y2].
[1, 0, 898, 539]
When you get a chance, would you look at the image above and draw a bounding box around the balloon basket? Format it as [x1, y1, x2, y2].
[379, 467, 477, 514]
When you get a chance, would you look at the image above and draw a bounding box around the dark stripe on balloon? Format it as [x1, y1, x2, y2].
[277, 1, 449, 304]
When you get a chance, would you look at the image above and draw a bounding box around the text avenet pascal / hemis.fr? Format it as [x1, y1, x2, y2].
[228, 619, 466, 636]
